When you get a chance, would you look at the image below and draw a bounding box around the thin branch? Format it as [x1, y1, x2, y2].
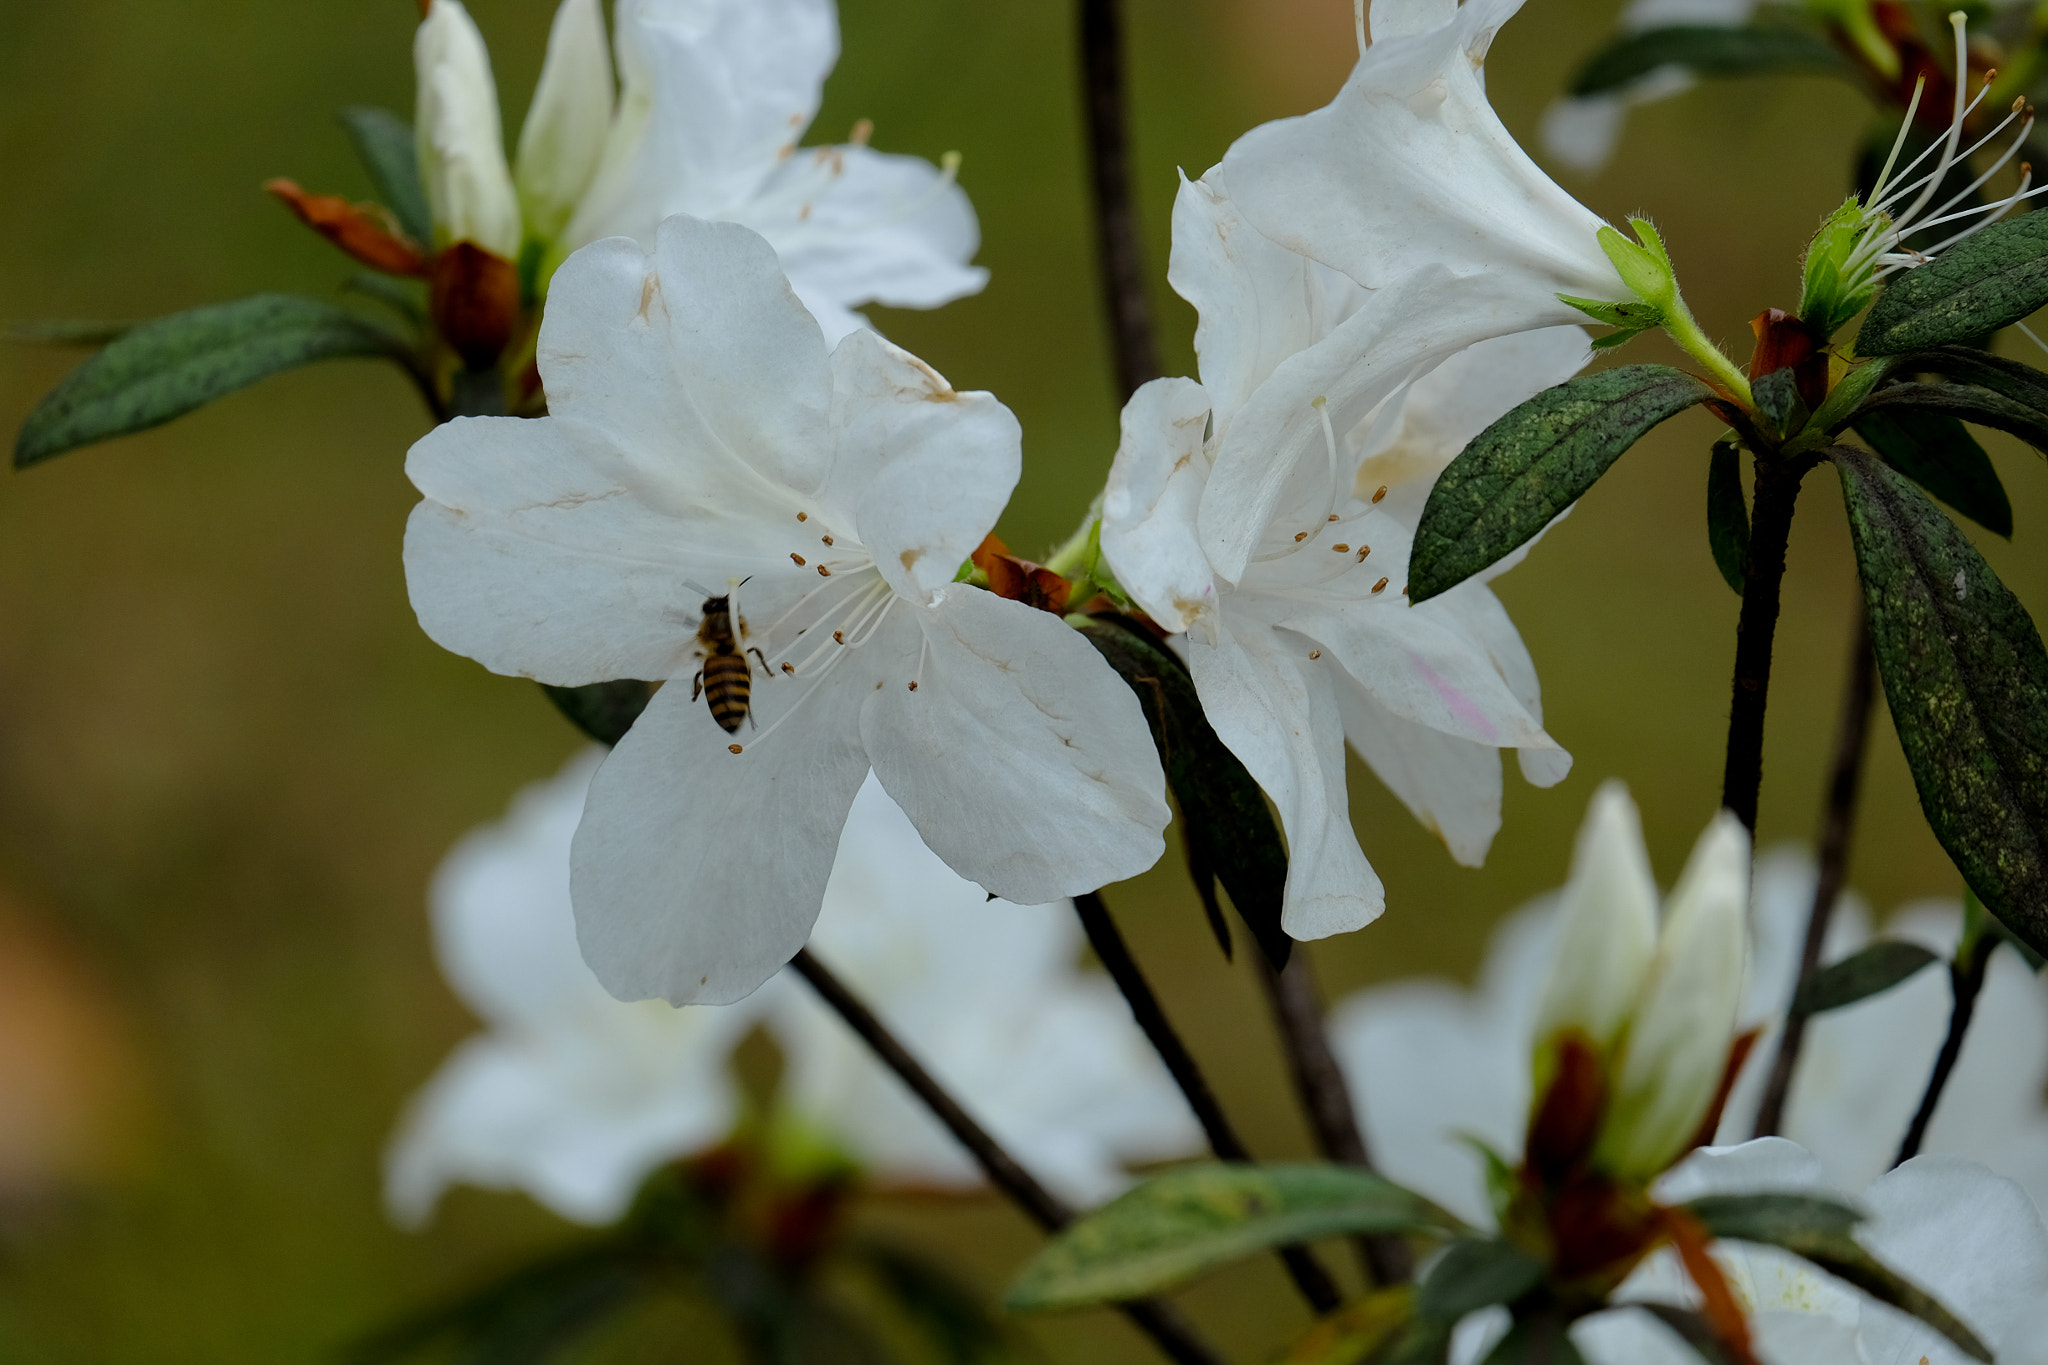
[1720, 457, 1811, 831]
[1072, 893, 1343, 1314]
[1078, 0, 1160, 402]
[789, 949, 1232, 1365]
[1752, 611, 1877, 1137]
[1256, 952, 1414, 1287]
[1893, 932, 1999, 1166]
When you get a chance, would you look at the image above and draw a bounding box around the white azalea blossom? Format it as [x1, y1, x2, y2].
[1101, 170, 1576, 941]
[1332, 846, 2048, 1229]
[386, 755, 1197, 1225]
[413, 0, 986, 340]
[403, 216, 1168, 1007]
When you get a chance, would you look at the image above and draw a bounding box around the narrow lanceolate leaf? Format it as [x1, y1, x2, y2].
[1004, 1163, 1451, 1312]
[1858, 381, 2048, 458]
[543, 680, 657, 748]
[1857, 211, 2048, 355]
[1411, 365, 1713, 602]
[1079, 615, 1291, 971]
[1790, 940, 1941, 1017]
[1732, 1226, 1991, 1362]
[1568, 25, 1852, 96]
[1706, 440, 1750, 596]
[1415, 1239, 1544, 1323]
[1892, 345, 2048, 417]
[5, 319, 139, 347]
[1685, 1192, 1863, 1243]
[340, 106, 434, 247]
[14, 295, 406, 468]
[1833, 447, 2048, 958]
[1852, 410, 2013, 538]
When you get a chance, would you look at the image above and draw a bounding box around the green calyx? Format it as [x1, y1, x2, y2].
[1800, 196, 1882, 337]
[1568, 218, 1756, 409]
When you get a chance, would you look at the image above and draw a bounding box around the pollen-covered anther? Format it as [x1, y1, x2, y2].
[821, 535, 834, 546]
[1328, 513, 1340, 522]
[1370, 485, 1388, 504]
[791, 552, 807, 566]
[1332, 542, 1350, 553]
[1294, 531, 1309, 542]
[728, 744, 743, 754]
[1356, 545, 1371, 562]
[907, 680, 919, 691]
[1372, 577, 1389, 594]
[796, 511, 809, 522]
[780, 662, 796, 675]
[817, 564, 831, 577]
[1308, 649, 1322, 660]
[832, 630, 846, 644]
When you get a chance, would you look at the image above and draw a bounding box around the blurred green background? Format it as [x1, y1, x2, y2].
[1, 0, 2043, 1360]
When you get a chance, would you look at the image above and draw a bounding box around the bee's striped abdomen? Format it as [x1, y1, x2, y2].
[701, 652, 753, 733]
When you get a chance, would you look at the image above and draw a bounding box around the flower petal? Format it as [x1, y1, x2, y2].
[570, 655, 878, 1005]
[1101, 377, 1218, 636]
[1333, 677, 1504, 867]
[1188, 610, 1383, 938]
[862, 586, 1168, 905]
[822, 331, 1022, 600]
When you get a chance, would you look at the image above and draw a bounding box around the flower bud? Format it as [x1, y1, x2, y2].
[515, 0, 614, 248]
[415, 0, 522, 259]
[1531, 780, 1658, 1060]
[1596, 812, 1751, 1178]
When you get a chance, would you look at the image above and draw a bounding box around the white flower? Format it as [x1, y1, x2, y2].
[414, 0, 523, 257]
[1557, 1141, 2048, 1365]
[1331, 846, 2048, 1228]
[768, 774, 1202, 1207]
[384, 749, 759, 1228]
[556, 0, 986, 341]
[385, 755, 1197, 1225]
[403, 216, 1168, 1007]
[1100, 170, 1576, 940]
[417, 0, 986, 340]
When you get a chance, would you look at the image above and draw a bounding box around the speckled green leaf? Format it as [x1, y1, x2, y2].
[1852, 410, 2012, 537]
[1686, 1192, 1863, 1243]
[1857, 212, 2048, 355]
[1858, 381, 2048, 458]
[1833, 446, 2048, 958]
[1706, 440, 1750, 595]
[340, 105, 433, 246]
[1568, 25, 1851, 96]
[14, 294, 405, 467]
[1004, 1164, 1448, 1312]
[1411, 365, 1713, 602]
[1790, 940, 1940, 1016]
[1416, 1239, 1543, 1323]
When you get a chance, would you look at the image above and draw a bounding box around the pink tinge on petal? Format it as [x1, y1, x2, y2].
[1408, 650, 1497, 742]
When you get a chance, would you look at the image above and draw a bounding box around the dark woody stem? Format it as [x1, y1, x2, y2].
[1256, 953, 1414, 1286]
[1073, 893, 1344, 1313]
[1893, 931, 1999, 1166]
[1720, 455, 1811, 831]
[789, 949, 1232, 1365]
[1078, 0, 1161, 401]
[1752, 612, 1876, 1138]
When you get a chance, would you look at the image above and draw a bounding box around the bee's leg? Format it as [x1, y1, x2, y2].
[747, 646, 772, 676]
[690, 668, 705, 702]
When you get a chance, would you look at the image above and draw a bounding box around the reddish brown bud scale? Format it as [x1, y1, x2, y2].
[430, 242, 521, 370]
[970, 533, 1072, 614]
[265, 179, 429, 277]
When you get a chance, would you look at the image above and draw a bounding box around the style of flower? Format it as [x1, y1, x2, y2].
[414, 0, 986, 340]
[1330, 847, 2048, 1230]
[403, 214, 1169, 1006]
[1099, 169, 1578, 940]
[385, 754, 1198, 1226]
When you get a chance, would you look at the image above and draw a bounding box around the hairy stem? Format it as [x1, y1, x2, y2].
[1752, 611, 1877, 1137]
[1078, 0, 1160, 401]
[790, 949, 1232, 1365]
[1893, 933, 1999, 1166]
[1720, 456, 1810, 831]
[1073, 894, 1342, 1313]
[1256, 952, 1414, 1286]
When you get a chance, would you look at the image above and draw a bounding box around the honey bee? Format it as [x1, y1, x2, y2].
[691, 591, 771, 734]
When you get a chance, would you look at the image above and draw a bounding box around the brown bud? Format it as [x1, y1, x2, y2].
[430, 242, 521, 370]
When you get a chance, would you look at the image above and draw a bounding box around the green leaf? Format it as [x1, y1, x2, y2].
[1892, 345, 2048, 417]
[1752, 367, 1806, 437]
[1685, 1192, 1864, 1243]
[1857, 210, 2048, 355]
[1852, 410, 2013, 537]
[1415, 1239, 1543, 1323]
[1410, 365, 1714, 602]
[1706, 439, 1749, 595]
[340, 105, 433, 246]
[1568, 24, 1853, 96]
[1790, 940, 1941, 1016]
[13, 294, 405, 468]
[1858, 380, 2048, 458]
[1479, 1313, 1585, 1365]
[1004, 1163, 1451, 1312]
[543, 680, 657, 748]
[5, 319, 140, 347]
[846, 1240, 1019, 1365]
[343, 272, 427, 327]
[1623, 1304, 1737, 1365]
[350, 1244, 645, 1365]
[1078, 615, 1290, 971]
[1279, 1289, 1418, 1365]
[1721, 1224, 1992, 1362]
[1834, 447, 2048, 965]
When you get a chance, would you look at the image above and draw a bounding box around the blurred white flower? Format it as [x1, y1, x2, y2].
[1556, 1141, 2048, 1365]
[1100, 170, 1576, 941]
[415, 0, 986, 340]
[388, 754, 1199, 1227]
[1332, 846, 2048, 1229]
[404, 216, 1167, 1006]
